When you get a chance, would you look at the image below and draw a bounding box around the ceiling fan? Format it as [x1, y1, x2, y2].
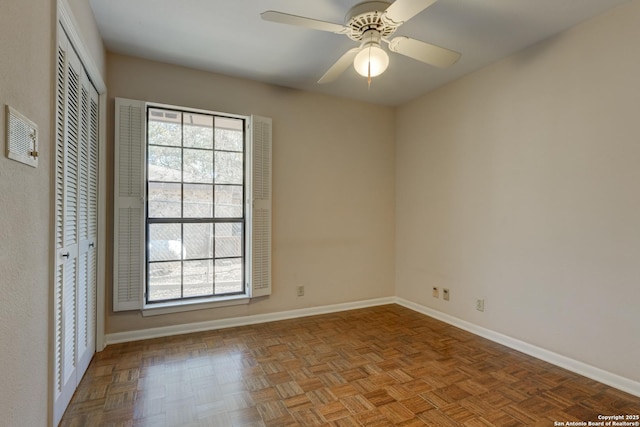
[261, 0, 461, 85]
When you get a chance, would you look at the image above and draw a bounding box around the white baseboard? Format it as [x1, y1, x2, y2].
[104, 297, 396, 345]
[104, 295, 639, 398]
[395, 297, 640, 398]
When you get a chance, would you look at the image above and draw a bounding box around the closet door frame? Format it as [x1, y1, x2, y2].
[53, 2, 107, 425]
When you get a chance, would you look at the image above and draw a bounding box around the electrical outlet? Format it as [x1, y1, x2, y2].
[443, 288, 450, 301]
[432, 287, 439, 298]
[476, 299, 484, 312]
[297, 285, 305, 297]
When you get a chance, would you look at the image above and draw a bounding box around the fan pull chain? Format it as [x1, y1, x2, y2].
[367, 40, 372, 89]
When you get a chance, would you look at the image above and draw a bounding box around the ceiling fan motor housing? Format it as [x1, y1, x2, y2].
[344, 1, 399, 41]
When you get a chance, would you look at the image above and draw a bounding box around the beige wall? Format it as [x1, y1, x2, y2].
[396, 0, 640, 382]
[0, 0, 52, 425]
[106, 53, 396, 334]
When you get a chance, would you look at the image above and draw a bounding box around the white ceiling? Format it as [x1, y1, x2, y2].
[89, 0, 629, 106]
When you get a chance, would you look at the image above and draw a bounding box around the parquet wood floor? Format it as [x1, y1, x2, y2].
[60, 305, 640, 426]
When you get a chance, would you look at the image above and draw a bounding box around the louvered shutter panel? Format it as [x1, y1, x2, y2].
[250, 115, 272, 297]
[113, 98, 145, 311]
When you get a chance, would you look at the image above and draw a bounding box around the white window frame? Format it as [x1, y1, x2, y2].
[113, 98, 271, 315]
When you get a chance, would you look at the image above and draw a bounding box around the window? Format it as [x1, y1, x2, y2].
[113, 98, 272, 312]
[146, 108, 246, 303]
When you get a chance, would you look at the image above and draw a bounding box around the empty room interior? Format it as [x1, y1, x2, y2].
[1, 0, 640, 426]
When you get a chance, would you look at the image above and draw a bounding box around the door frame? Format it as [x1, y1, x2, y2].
[52, 1, 107, 425]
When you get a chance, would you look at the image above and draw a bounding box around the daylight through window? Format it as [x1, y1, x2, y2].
[146, 107, 246, 303]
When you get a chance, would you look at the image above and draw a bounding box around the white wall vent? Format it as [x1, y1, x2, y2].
[6, 105, 39, 168]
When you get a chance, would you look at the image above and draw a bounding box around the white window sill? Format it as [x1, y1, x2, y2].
[142, 294, 250, 317]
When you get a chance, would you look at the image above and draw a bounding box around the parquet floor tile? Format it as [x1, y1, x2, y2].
[60, 305, 640, 426]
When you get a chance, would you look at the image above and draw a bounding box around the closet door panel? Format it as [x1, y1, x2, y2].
[53, 24, 99, 425]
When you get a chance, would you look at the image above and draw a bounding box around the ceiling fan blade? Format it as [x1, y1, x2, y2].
[261, 11, 348, 34]
[318, 48, 360, 84]
[388, 36, 460, 68]
[383, 0, 439, 25]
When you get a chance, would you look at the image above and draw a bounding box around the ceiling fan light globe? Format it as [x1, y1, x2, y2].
[354, 45, 389, 77]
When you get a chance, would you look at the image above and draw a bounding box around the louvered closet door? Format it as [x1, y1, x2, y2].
[86, 83, 99, 367]
[54, 24, 98, 425]
[76, 70, 98, 378]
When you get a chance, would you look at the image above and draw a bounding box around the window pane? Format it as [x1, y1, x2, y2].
[184, 114, 213, 149]
[215, 223, 243, 258]
[148, 261, 182, 301]
[183, 184, 213, 218]
[184, 223, 213, 260]
[148, 109, 181, 147]
[148, 146, 182, 182]
[215, 151, 243, 184]
[148, 182, 181, 218]
[215, 185, 243, 218]
[184, 260, 214, 297]
[148, 223, 182, 261]
[184, 148, 213, 183]
[215, 117, 243, 152]
[215, 258, 243, 294]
